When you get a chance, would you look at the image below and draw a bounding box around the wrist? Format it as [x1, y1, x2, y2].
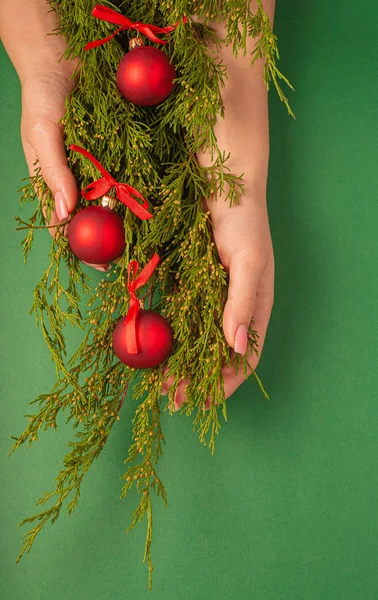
[196, 129, 269, 204]
[0, 0, 75, 85]
[193, 10, 271, 205]
[19, 52, 78, 88]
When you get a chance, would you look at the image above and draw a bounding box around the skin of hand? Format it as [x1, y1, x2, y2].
[0, 0, 112, 272]
[163, 1, 276, 409]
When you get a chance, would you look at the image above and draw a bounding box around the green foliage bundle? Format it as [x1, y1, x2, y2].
[11, 0, 292, 589]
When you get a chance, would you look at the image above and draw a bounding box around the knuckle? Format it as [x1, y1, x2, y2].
[243, 297, 255, 314]
[232, 247, 268, 269]
[29, 119, 51, 140]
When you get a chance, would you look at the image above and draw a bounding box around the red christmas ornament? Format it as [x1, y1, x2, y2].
[116, 43, 176, 106]
[67, 145, 152, 263]
[84, 5, 187, 106]
[113, 310, 173, 369]
[112, 254, 173, 368]
[67, 204, 125, 264]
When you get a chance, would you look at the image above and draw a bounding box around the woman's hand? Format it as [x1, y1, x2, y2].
[169, 175, 275, 409]
[204, 183, 275, 398]
[165, 3, 276, 407]
[21, 65, 112, 272]
[21, 67, 77, 224]
[0, 0, 111, 272]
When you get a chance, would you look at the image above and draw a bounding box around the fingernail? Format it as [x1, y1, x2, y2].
[97, 265, 111, 272]
[174, 387, 183, 411]
[205, 397, 219, 411]
[234, 324, 248, 355]
[174, 380, 190, 411]
[55, 191, 68, 221]
[161, 383, 168, 396]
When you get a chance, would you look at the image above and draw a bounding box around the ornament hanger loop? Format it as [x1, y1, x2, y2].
[127, 29, 144, 49]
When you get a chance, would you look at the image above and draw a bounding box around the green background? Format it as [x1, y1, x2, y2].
[1, 1, 378, 598]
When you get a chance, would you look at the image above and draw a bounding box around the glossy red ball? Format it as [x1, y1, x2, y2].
[112, 310, 173, 368]
[116, 46, 176, 106]
[67, 206, 125, 264]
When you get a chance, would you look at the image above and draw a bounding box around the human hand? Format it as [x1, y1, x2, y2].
[21, 64, 111, 273]
[0, 0, 112, 271]
[163, 7, 276, 408]
[164, 172, 274, 409]
[203, 180, 275, 397]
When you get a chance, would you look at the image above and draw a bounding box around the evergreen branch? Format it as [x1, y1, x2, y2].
[15, 217, 69, 231]
[120, 384, 166, 590]
[14, 0, 286, 589]
[249, 0, 295, 118]
[16, 377, 127, 564]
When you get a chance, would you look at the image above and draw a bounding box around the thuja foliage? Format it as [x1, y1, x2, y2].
[11, 0, 292, 589]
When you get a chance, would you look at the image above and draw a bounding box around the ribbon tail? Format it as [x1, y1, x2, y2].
[84, 30, 120, 50]
[92, 5, 133, 27]
[85, 5, 133, 50]
[133, 253, 160, 291]
[117, 185, 153, 220]
[148, 24, 176, 33]
[124, 300, 139, 354]
[137, 24, 170, 44]
[123, 255, 160, 354]
[69, 145, 116, 183]
[139, 16, 188, 43]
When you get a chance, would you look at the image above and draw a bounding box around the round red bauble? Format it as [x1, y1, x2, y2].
[116, 46, 176, 106]
[112, 310, 173, 368]
[67, 206, 125, 264]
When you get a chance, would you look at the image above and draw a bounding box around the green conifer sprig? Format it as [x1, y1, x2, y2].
[12, 0, 292, 589]
[249, 0, 295, 117]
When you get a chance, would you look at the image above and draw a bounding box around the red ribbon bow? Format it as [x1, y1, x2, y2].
[69, 144, 152, 220]
[124, 253, 160, 354]
[84, 5, 188, 50]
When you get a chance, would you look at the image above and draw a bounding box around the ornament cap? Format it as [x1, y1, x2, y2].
[128, 35, 144, 50]
[101, 194, 117, 210]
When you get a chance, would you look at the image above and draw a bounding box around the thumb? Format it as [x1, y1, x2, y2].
[28, 119, 78, 221]
[24, 122, 112, 273]
[222, 252, 262, 355]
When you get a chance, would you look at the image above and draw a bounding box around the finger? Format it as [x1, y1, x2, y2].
[161, 368, 187, 410]
[81, 261, 112, 273]
[23, 139, 64, 230]
[161, 375, 217, 412]
[27, 119, 78, 220]
[23, 137, 114, 273]
[223, 263, 274, 399]
[160, 371, 190, 411]
[161, 370, 174, 396]
[222, 251, 264, 355]
[161, 263, 273, 408]
[173, 379, 191, 411]
[77, 251, 123, 273]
